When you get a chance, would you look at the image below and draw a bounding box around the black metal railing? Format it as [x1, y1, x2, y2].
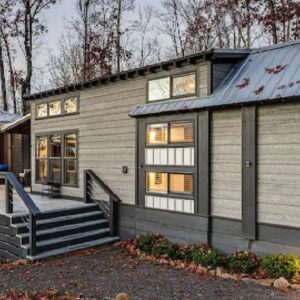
[4, 172, 41, 256]
[84, 170, 121, 236]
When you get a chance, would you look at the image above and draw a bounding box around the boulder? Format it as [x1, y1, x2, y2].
[273, 277, 290, 290]
[256, 278, 275, 287]
[115, 293, 130, 300]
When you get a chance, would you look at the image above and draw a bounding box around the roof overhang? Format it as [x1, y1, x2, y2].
[24, 49, 250, 101]
[0, 114, 31, 134]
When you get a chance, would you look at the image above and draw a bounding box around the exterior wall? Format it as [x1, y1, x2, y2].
[211, 109, 242, 219]
[257, 102, 300, 227]
[31, 63, 209, 204]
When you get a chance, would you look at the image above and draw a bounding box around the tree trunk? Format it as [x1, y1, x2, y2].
[267, 0, 278, 44]
[0, 38, 7, 111]
[83, 0, 90, 81]
[116, 0, 122, 72]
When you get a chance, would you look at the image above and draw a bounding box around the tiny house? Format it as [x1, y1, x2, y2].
[24, 40, 300, 256]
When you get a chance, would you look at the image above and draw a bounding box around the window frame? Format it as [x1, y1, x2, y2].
[35, 130, 78, 187]
[147, 71, 198, 103]
[146, 120, 195, 148]
[145, 170, 195, 200]
[35, 93, 80, 120]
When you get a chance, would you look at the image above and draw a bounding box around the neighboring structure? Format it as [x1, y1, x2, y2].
[24, 40, 300, 256]
[0, 110, 30, 177]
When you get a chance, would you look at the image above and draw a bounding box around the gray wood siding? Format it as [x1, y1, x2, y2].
[211, 109, 242, 219]
[257, 103, 300, 227]
[31, 63, 209, 204]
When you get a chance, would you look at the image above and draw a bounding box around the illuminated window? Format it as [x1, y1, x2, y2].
[172, 74, 196, 97]
[146, 172, 167, 193]
[36, 103, 48, 118]
[170, 174, 193, 194]
[35, 132, 77, 185]
[146, 124, 168, 145]
[64, 97, 78, 114]
[49, 100, 61, 116]
[170, 122, 193, 143]
[148, 78, 170, 101]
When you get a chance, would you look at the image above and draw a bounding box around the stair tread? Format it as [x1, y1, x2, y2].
[17, 219, 108, 238]
[23, 228, 110, 248]
[26, 236, 119, 260]
[12, 211, 103, 228]
[10, 204, 99, 219]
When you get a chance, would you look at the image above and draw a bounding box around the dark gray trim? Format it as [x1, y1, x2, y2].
[242, 106, 257, 240]
[137, 119, 146, 206]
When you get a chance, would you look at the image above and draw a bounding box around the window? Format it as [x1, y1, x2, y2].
[36, 103, 48, 118]
[148, 78, 170, 101]
[35, 95, 79, 119]
[49, 135, 61, 183]
[170, 122, 193, 143]
[36, 137, 48, 181]
[148, 72, 196, 102]
[146, 172, 193, 195]
[35, 132, 77, 185]
[49, 101, 61, 116]
[172, 74, 196, 97]
[170, 174, 193, 194]
[147, 122, 193, 145]
[146, 124, 168, 145]
[64, 133, 77, 185]
[146, 172, 168, 194]
[64, 97, 78, 114]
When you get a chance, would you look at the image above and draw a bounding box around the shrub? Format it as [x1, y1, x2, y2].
[227, 251, 259, 274]
[261, 254, 300, 279]
[191, 244, 224, 268]
[152, 240, 179, 259]
[136, 233, 164, 253]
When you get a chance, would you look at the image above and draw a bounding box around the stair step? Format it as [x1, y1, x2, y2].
[24, 228, 111, 253]
[18, 219, 109, 243]
[13, 211, 105, 233]
[26, 236, 119, 260]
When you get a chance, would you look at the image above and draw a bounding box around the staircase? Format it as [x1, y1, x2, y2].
[11, 204, 119, 260]
[0, 171, 121, 261]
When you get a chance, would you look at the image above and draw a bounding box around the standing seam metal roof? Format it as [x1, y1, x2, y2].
[0, 109, 21, 124]
[130, 40, 300, 117]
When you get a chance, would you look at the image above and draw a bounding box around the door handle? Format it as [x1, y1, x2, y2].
[245, 161, 252, 168]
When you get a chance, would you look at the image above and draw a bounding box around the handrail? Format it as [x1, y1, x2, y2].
[4, 172, 40, 257]
[5, 172, 41, 215]
[84, 169, 121, 236]
[85, 170, 121, 203]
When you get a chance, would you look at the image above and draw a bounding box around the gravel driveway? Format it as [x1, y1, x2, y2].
[0, 245, 299, 300]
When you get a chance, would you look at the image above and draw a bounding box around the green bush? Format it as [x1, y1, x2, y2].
[191, 245, 224, 268]
[261, 254, 300, 279]
[136, 233, 163, 253]
[227, 251, 259, 274]
[152, 240, 179, 259]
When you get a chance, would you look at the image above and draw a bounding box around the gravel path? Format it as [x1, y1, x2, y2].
[0, 245, 299, 300]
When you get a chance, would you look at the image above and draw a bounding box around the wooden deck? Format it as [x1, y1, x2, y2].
[0, 185, 85, 216]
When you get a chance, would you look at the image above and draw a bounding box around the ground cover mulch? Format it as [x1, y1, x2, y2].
[0, 245, 299, 300]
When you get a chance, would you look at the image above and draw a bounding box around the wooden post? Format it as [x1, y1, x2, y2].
[5, 178, 13, 214]
[29, 212, 37, 257]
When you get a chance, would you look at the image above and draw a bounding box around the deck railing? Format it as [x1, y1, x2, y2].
[2, 172, 41, 256]
[84, 170, 121, 236]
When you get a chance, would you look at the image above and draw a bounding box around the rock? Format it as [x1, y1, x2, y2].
[241, 277, 257, 284]
[115, 293, 130, 300]
[209, 269, 216, 276]
[256, 278, 275, 287]
[220, 272, 235, 280]
[291, 284, 300, 290]
[216, 267, 223, 277]
[273, 277, 290, 290]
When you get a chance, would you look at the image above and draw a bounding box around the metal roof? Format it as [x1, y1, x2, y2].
[0, 114, 30, 134]
[0, 109, 21, 124]
[24, 49, 249, 101]
[130, 40, 300, 117]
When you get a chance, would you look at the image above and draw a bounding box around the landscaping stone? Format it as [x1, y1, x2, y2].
[291, 284, 300, 290]
[256, 278, 276, 287]
[274, 277, 291, 290]
[115, 293, 130, 300]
